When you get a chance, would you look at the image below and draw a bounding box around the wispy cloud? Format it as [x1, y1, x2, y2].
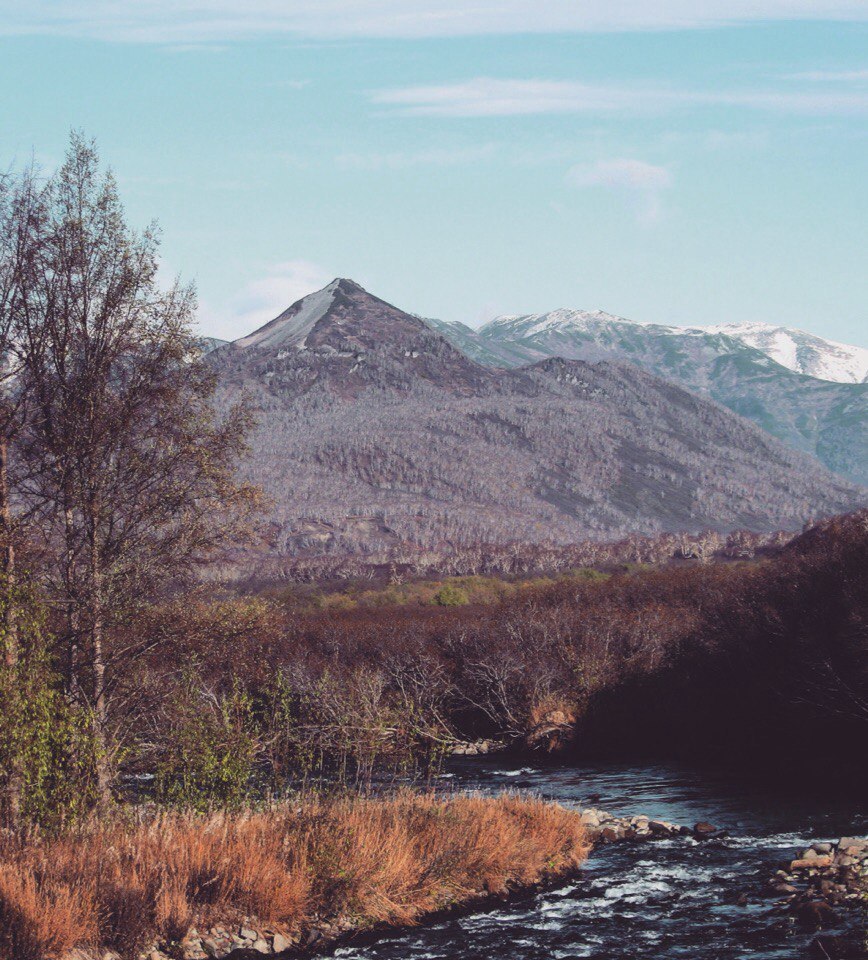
[198, 260, 331, 340]
[371, 77, 868, 117]
[567, 159, 673, 224]
[786, 68, 868, 81]
[370, 79, 672, 117]
[568, 158, 673, 190]
[2, 1, 868, 43]
[161, 43, 227, 53]
[335, 144, 497, 169]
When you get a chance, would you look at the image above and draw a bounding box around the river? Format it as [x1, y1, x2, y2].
[331, 759, 866, 959]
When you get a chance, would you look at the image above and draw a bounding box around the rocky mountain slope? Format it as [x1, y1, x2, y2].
[209, 280, 864, 557]
[429, 310, 868, 485]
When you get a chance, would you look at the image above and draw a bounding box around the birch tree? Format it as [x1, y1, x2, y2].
[17, 134, 258, 803]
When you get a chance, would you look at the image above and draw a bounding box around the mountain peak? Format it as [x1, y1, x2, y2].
[233, 279, 342, 351]
[225, 277, 491, 392]
[233, 278, 419, 352]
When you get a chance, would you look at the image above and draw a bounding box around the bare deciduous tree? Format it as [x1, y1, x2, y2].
[15, 134, 259, 802]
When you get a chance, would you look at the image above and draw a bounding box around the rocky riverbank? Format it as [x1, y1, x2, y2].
[64, 807, 866, 960]
[133, 807, 720, 960]
[766, 837, 868, 925]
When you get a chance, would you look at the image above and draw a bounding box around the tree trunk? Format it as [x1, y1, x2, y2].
[1, 435, 17, 653]
[89, 513, 112, 808]
[0, 433, 21, 825]
[63, 506, 80, 700]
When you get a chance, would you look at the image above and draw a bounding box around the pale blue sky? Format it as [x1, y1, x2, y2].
[1, 3, 867, 345]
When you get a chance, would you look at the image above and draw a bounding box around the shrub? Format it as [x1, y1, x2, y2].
[154, 674, 261, 810]
[433, 583, 470, 606]
[0, 582, 101, 828]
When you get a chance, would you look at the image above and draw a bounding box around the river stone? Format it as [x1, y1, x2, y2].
[792, 856, 833, 870]
[201, 940, 228, 959]
[239, 927, 257, 942]
[837, 838, 867, 851]
[772, 882, 798, 894]
[272, 933, 291, 953]
[812, 843, 833, 854]
[796, 900, 837, 927]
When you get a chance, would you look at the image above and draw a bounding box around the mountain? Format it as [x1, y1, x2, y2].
[208, 280, 864, 557]
[197, 336, 229, 354]
[429, 310, 868, 486]
[704, 322, 868, 384]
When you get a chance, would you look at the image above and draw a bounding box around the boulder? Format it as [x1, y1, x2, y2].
[201, 940, 229, 959]
[791, 856, 833, 871]
[837, 838, 867, 852]
[796, 900, 837, 928]
[272, 933, 291, 953]
[693, 822, 719, 839]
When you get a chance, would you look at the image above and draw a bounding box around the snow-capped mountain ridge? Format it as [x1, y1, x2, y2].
[480, 309, 866, 384]
[699, 322, 868, 384]
[486, 309, 624, 338]
[431, 305, 867, 485]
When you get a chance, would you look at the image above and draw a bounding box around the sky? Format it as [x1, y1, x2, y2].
[1, 2, 867, 346]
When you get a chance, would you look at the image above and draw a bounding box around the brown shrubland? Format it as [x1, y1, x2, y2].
[0, 792, 589, 960]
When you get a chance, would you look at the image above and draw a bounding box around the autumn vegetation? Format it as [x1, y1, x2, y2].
[0, 792, 589, 960]
[120, 507, 865, 796]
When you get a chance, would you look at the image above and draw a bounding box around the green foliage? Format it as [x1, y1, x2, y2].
[0, 581, 101, 828]
[155, 673, 261, 811]
[258, 670, 318, 783]
[566, 567, 610, 582]
[433, 583, 470, 606]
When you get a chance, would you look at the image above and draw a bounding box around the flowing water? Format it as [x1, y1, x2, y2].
[333, 760, 866, 960]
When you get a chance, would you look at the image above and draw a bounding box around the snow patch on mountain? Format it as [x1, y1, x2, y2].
[702, 322, 868, 384]
[483, 309, 625, 338]
[481, 310, 867, 385]
[234, 279, 340, 350]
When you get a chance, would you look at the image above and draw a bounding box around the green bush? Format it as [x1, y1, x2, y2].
[0, 581, 101, 828]
[155, 673, 261, 810]
[433, 583, 470, 606]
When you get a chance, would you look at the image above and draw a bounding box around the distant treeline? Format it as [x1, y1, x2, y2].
[229, 525, 794, 589]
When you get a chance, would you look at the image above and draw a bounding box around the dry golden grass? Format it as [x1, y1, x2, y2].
[0, 792, 589, 960]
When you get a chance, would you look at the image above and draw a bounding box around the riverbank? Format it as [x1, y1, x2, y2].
[0, 792, 589, 960]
